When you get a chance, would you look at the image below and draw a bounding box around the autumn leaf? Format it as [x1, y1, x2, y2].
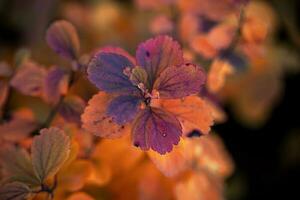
[31, 127, 70, 183]
[59, 95, 86, 124]
[46, 20, 80, 61]
[0, 182, 31, 200]
[152, 96, 214, 135]
[0, 145, 39, 186]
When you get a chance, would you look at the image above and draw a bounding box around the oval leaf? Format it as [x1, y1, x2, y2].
[58, 95, 86, 124]
[31, 127, 70, 183]
[153, 63, 206, 99]
[0, 182, 31, 200]
[81, 92, 131, 139]
[43, 66, 68, 104]
[46, 20, 80, 61]
[153, 96, 214, 135]
[0, 145, 39, 186]
[132, 107, 182, 154]
[136, 35, 184, 85]
[10, 61, 46, 97]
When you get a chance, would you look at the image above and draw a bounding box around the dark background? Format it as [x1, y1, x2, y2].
[1, 0, 299, 199]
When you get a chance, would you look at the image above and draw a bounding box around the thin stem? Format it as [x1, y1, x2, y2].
[32, 68, 79, 135]
[227, 5, 245, 52]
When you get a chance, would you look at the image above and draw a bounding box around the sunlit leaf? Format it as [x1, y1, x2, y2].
[175, 170, 223, 200]
[67, 192, 95, 200]
[57, 159, 93, 192]
[191, 35, 217, 59]
[81, 92, 131, 138]
[149, 15, 174, 35]
[153, 96, 214, 135]
[91, 136, 143, 178]
[188, 135, 234, 178]
[31, 127, 70, 183]
[137, 161, 174, 200]
[147, 139, 189, 177]
[207, 59, 234, 93]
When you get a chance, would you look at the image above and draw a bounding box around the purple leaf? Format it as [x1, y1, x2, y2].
[58, 95, 86, 125]
[132, 107, 182, 154]
[10, 61, 46, 96]
[153, 63, 206, 99]
[106, 95, 142, 125]
[88, 52, 139, 94]
[44, 66, 67, 104]
[81, 92, 131, 139]
[46, 20, 80, 61]
[99, 46, 136, 64]
[136, 35, 184, 86]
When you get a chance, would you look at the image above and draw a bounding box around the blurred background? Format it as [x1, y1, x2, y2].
[0, 0, 299, 199]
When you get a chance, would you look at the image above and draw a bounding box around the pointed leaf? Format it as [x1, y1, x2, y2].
[31, 127, 70, 183]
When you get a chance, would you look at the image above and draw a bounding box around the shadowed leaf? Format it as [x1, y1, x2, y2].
[153, 63, 206, 98]
[59, 95, 86, 124]
[46, 20, 80, 61]
[132, 107, 182, 154]
[0, 182, 31, 200]
[136, 35, 184, 86]
[0, 145, 39, 186]
[44, 66, 68, 104]
[31, 127, 70, 183]
[10, 61, 46, 97]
